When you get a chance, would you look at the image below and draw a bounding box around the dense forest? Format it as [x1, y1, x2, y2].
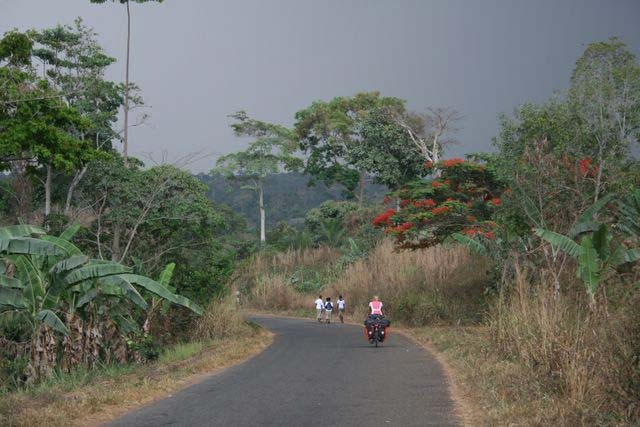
[198, 172, 385, 227]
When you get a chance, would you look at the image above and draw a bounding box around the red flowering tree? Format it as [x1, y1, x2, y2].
[372, 158, 504, 249]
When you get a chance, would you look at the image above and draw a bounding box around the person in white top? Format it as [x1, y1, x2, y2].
[324, 297, 333, 323]
[337, 295, 346, 323]
[314, 295, 324, 322]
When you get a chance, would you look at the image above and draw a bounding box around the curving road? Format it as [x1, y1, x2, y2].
[108, 316, 458, 427]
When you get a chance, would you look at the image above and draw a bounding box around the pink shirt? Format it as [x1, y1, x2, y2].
[369, 301, 383, 315]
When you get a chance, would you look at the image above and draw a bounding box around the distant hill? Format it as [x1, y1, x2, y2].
[196, 172, 386, 227]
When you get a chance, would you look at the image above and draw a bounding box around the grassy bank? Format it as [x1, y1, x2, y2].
[242, 240, 491, 325]
[0, 301, 273, 427]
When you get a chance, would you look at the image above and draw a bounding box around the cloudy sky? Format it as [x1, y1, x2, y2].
[2, 0, 639, 172]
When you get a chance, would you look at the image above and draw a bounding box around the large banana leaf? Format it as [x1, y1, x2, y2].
[1, 238, 66, 256]
[577, 194, 614, 223]
[10, 255, 44, 300]
[59, 223, 81, 241]
[99, 275, 148, 310]
[450, 233, 488, 255]
[0, 287, 27, 309]
[75, 288, 100, 308]
[0, 274, 24, 289]
[49, 255, 89, 275]
[63, 263, 131, 286]
[568, 220, 600, 238]
[610, 247, 640, 267]
[41, 235, 83, 256]
[617, 190, 640, 237]
[534, 228, 581, 258]
[36, 309, 70, 335]
[578, 236, 600, 296]
[158, 263, 176, 287]
[118, 274, 203, 315]
[591, 223, 611, 261]
[0, 225, 45, 239]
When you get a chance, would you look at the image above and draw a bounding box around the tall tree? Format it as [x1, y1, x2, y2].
[215, 112, 300, 243]
[0, 30, 92, 219]
[389, 106, 463, 170]
[89, 0, 162, 166]
[294, 92, 405, 201]
[568, 37, 640, 202]
[30, 19, 131, 215]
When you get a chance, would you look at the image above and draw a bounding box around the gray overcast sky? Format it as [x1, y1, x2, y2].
[2, 0, 640, 172]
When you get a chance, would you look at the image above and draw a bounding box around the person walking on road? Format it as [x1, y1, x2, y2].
[315, 295, 324, 322]
[324, 297, 333, 324]
[337, 295, 345, 323]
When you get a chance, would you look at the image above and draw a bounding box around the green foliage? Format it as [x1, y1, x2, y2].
[304, 200, 359, 234]
[295, 92, 405, 197]
[125, 334, 160, 361]
[351, 108, 427, 189]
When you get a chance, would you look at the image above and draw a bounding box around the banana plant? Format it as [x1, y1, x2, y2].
[0, 224, 202, 380]
[616, 189, 639, 238]
[535, 222, 639, 304]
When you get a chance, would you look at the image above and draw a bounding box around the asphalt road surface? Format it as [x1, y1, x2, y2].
[109, 316, 458, 427]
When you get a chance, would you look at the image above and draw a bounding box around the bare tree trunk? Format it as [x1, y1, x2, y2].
[396, 197, 401, 212]
[64, 165, 88, 216]
[111, 223, 121, 261]
[358, 172, 366, 205]
[259, 182, 266, 243]
[123, 0, 131, 167]
[45, 163, 52, 218]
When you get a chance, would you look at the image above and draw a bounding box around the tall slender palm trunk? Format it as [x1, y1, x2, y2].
[259, 182, 266, 243]
[123, 0, 131, 166]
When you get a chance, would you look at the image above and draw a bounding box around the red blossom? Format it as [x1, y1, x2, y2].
[372, 209, 396, 226]
[490, 198, 501, 206]
[440, 158, 465, 168]
[390, 222, 414, 234]
[484, 231, 494, 239]
[424, 161, 434, 168]
[462, 228, 480, 236]
[579, 158, 592, 176]
[413, 199, 436, 209]
[431, 181, 441, 188]
[399, 199, 412, 208]
[431, 206, 450, 215]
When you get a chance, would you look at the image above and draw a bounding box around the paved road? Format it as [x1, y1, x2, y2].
[109, 316, 458, 427]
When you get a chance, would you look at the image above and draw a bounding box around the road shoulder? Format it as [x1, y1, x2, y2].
[0, 329, 273, 427]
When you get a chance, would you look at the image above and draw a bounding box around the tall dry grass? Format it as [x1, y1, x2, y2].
[243, 240, 491, 325]
[489, 266, 640, 424]
[322, 240, 490, 324]
[193, 297, 256, 340]
[236, 246, 340, 311]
